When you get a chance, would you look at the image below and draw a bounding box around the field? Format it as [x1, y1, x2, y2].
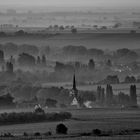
[0, 108, 139, 140]
[0, 33, 140, 50]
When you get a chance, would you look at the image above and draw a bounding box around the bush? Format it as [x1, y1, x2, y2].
[23, 132, 28, 137]
[56, 124, 68, 134]
[92, 129, 101, 136]
[0, 111, 72, 125]
[44, 131, 52, 136]
[3, 133, 14, 137]
[34, 132, 41, 136]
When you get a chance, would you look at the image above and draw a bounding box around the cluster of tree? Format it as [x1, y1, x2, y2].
[114, 48, 138, 60]
[0, 30, 59, 37]
[0, 50, 4, 63]
[18, 53, 36, 66]
[96, 86, 105, 105]
[62, 46, 139, 61]
[5, 62, 14, 73]
[17, 53, 47, 67]
[124, 76, 140, 83]
[0, 111, 72, 125]
[98, 74, 140, 85]
[0, 93, 15, 108]
[0, 43, 46, 56]
[55, 59, 96, 73]
[117, 92, 130, 106]
[98, 75, 120, 84]
[130, 85, 137, 106]
[45, 98, 57, 108]
[62, 45, 104, 56]
[54, 61, 74, 73]
[106, 84, 114, 105]
[47, 25, 77, 33]
[96, 84, 137, 107]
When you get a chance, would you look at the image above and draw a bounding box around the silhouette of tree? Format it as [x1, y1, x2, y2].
[56, 124, 68, 134]
[106, 84, 114, 105]
[18, 53, 36, 66]
[0, 50, 4, 63]
[6, 62, 14, 73]
[71, 28, 77, 34]
[130, 85, 137, 106]
[88, 59, 95, 70]
[37, 56, 41, 65]
[41, 55, 46, 66]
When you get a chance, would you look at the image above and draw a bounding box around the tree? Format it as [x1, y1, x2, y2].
[10, 56, 15, 65]
[19, 44, 39, 56]
[59, 25, 64, 31]
[41, 55, 46, 66]
[130, 85, 137, 106]
[18, 53, 36, 66]
[6, 62, 14, 73]
[4, 43, 18, 56]
[106, 84, 114, 105]
[37, 56, 41, 65]
[45, 98, 57, 108]
[54, 62, 65, 72]
[88, 59, 95, 70]
[56, 124, 68, 134]
[15, 30, 25, 36]
[106, 59, 112, 67]
[124, 76, 136, 83]
[0, 50, 4, 63]
[71, 28, 77, 34]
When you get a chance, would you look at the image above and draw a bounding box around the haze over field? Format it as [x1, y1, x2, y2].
[0, 0, 140, 7]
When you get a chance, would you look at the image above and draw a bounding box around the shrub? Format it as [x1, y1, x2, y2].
[23, 132, 28, 137]
[34, 132, 41, 136]
[0, 111, 72, 125]
[3, 133, 14, 137]
[56, 124, 68, 134]
[92, 129, 101, 136]
[44, 131, 52, 136]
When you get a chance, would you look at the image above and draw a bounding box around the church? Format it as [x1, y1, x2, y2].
[70, 74, 80, 108]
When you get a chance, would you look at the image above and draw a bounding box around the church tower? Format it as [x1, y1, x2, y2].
[70, 74, 80, 108]
[72, 74, 78, 98]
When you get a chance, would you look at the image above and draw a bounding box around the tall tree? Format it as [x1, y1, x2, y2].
[88, 59, 95, 70]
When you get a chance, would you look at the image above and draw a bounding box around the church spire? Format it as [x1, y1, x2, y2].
[73, 74, 77, 90]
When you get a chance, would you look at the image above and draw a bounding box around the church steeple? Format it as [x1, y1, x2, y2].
[73, 74, 77, 90]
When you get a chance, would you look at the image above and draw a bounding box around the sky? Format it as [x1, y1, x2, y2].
[0, 0, 140, 7]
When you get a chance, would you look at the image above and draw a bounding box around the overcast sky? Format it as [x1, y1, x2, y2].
[0, 0, 140, 7]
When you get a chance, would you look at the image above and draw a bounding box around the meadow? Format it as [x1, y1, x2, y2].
[0, 33, 140, 50]
[0, 108, 139, 139]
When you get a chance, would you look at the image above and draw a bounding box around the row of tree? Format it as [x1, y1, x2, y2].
[96, 84, 137, 107]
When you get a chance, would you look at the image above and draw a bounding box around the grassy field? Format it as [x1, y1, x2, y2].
[0, 33, 140, 50]
[0, 108, 139, 138]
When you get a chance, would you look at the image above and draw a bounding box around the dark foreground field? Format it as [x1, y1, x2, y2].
[0, 108, 139, 139]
